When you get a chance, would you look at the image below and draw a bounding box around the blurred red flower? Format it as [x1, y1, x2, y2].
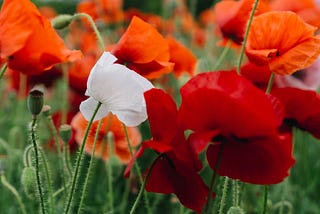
[179, 71, 295, 184]
[125, 89, 209, 212]
[0, 0, 82, 75]
[272, 87, 320, 139]
[213, 0, 270, 45]
[245, 11, 320, 75]
[112, 16, 174, 79]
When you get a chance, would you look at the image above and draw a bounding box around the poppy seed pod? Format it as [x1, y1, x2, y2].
[51, 14, 73, 30]
[59, 124, 72, 144]
[21, 166, 37, 199]
[27, 86, 44, 116]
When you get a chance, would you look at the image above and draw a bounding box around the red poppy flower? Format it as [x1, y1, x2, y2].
[271, 87, 320, 139]
[0, 0, 82, 75]
[111, 16, 174, 79]
[125, 88, 209, 212]
[179, 71, 295, 184]
[166, 35, 197, 77]
[71, 112, 141, 163]
[213, 0, 270, 45]
[245, 11, 320, 75]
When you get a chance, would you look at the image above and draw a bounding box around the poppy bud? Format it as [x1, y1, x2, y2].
[51, 14, 73, 30]
[227, 206, 245, 214]
[42, 105, 51, 117]
[27, 86, 44, 117]
[21, 166, 37, 199]
[59, 124, 72, 144]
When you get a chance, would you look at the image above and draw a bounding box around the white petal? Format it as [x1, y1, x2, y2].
[79, 97, 110, 121]
[87, 63, 153, 125]
[85, 52, 118, 96]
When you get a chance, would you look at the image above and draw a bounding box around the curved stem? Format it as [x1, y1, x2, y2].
[203, 142, 226, 214]
[213, 40, 231, 71]
[73, 13, 105, 51]
[1, 174, 27, 214]
[77, 119, 103, 214]
[64, 102, 102, 214]
[30, 118, 46, 214]
[23, 144, 33, 168]
[122, 123, 152, 214]
[265, 72, 275, 94]
[0, 63, 7, 79]
[236, 0, 260, 75]
[129, 153, 164, 214]
[218, 177, 230, 214]
[39, 147, 54, 214]
[61, 64, 69, 125]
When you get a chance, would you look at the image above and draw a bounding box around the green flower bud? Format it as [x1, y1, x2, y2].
[27, 86, 44, 116]
[42, 105, 51, 117]
[21, 166, 37, 199]
[59, 124, 72, 143]
[227, 206, 245, 214]
[51, 14, 73, 30]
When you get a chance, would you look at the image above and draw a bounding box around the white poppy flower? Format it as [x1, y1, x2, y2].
[80, 52, 154, 127]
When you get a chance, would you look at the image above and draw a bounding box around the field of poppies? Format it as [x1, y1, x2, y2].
[1, 0, 320, 213]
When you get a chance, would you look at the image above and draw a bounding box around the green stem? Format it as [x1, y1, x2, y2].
[237, 0, 260, 75]
[213, 40, 232, 71]
[129, 153, 164, 214]
[64, 102, 102, 214]
[0, 63, 7, 79]
[73, 13, 105, 51]
[1, 174, 27, 214]
[77, 119, 103, 214]
[107, 133, 115, 212]
[64, 143, 73, 178]
[233, 180, 240, 207]
[30, 118, 46, 214]
[122, 123, 152, 214]
[39, 147, 55, 214]
[46, 114, 66, 192]
[262, 185, 269, 214]
[218, 177, 230, 214]
[265, 73, 275, 94]
[23, 144, 33, 167]
[203, 142, 226, 214]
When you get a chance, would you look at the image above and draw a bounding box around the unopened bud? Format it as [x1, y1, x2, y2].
[21, 167, 37, 199]
[227, 206, 245, 214]
[27, 86, 44, 116]
[51, 14, 73, 29]
[42, 105, 51, 117]
[59, 124, 72, 143]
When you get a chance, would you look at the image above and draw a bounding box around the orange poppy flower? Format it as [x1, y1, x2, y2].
[214, 0, 270, 45]
[0, 0, 82, 75]
[271, 0, 320, 28]
[166, 35, 197, 77]
[71, 112, 141, 163]
[245, 11, 320, 75]
[111, 16, 174, 79]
